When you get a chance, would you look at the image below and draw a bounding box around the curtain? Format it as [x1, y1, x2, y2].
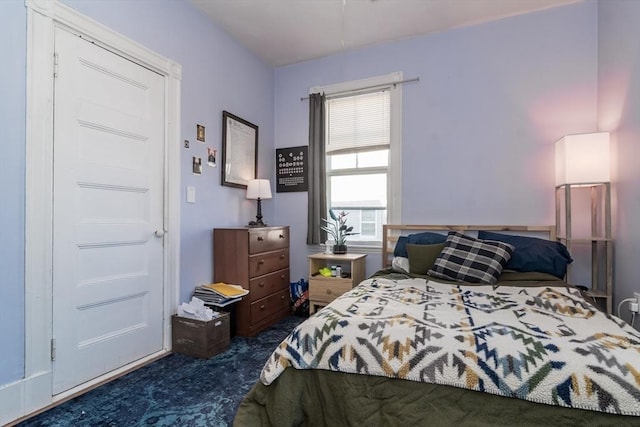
[306, 92, 327, 245]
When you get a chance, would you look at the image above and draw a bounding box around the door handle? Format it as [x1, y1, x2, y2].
[154, 229, 167, 237]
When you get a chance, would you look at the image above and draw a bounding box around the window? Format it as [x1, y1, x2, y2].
[314, 73, 402, 247]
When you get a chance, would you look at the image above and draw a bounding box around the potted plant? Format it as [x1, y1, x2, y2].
[321, 209, 358, 254]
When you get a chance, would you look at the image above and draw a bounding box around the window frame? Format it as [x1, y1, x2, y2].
[311, 72, 403, 248]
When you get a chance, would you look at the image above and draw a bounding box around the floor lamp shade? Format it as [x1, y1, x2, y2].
[555, 132, 610, 185]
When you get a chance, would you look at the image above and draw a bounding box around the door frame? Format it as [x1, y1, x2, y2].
[20, 0, 181, 416]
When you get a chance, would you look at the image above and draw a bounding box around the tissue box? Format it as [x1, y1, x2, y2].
[172, 312, 230, 359]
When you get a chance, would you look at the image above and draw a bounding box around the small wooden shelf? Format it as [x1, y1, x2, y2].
[556, 182, 612, 313]
[557, 236, 612, 243]
[307, 252, 366, 314]
[585, 289, 608, 298]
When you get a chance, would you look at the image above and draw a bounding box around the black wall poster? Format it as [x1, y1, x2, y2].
[276, 146, 308, 192]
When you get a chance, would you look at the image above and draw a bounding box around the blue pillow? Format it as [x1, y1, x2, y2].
[477, 230, 572, 279]
[393, 232, 447, 258]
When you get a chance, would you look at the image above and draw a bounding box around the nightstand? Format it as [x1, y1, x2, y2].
[308, 252, 367, 314]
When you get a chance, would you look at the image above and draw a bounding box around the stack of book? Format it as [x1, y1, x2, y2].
[192, 282, 249, 307]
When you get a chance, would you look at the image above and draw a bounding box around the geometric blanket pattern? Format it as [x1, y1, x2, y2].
[261, 278, 640, 416]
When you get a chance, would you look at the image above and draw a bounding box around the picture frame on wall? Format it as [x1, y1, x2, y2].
[276, 146, 308, 192]
[221, 110, 258, 189]
[196, 124, 205, 142]
[192, 156, 202, 175]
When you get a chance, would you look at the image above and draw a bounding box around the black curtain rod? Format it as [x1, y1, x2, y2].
[300, 76, 420, 101]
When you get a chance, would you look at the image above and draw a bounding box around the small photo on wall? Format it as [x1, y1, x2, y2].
[196, 124, 205, 142]
[192, 156, 202, 175]
[207, 148, 217, 167]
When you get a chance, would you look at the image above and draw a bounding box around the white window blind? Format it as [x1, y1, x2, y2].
[326, 90, 390, 154]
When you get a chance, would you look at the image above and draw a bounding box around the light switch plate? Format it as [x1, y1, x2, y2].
[186, 186, 196, 203]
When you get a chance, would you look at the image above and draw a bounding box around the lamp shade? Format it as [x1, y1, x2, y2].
[555, 132, 610, 185]
[246, 179, 272, 200]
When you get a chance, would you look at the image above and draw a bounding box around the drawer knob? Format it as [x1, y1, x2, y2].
[258, 259, 265, 264]
[279, 254, 285, 259]
[326, 289, 332, 295]
[279, 234, 285, 239]
[260, 304, 265, 310]
[281, 295, 285, 300]
[281, 274, 285, 279]
[257, 236, 264, 241]
[259, 282, 265, 287]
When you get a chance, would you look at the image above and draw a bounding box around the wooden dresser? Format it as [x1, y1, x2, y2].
[213, 226, 290, 336]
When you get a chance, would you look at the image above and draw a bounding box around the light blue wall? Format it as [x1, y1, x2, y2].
[0, 0, 27, 385]
[275, 1, 600, 280]
[0, 0, 275, 386]
[598, 0, 640, 324]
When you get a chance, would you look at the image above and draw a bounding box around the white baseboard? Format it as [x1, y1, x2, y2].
[0, 371, 51, 426]
[0, 379, 23, 426]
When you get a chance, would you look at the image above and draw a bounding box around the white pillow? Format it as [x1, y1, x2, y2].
[391, 256, 409, 273]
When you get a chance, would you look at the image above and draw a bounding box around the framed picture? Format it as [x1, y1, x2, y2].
[207, 147, 217, 167]
[196, 124, 205, 142]
[192, 156, 202, 175]
[221, 111, 258, 189]
[276, 146, 308, 192]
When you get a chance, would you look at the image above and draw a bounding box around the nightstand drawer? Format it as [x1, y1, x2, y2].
[249, 269, 289, 302]
[309, 278, 353, 304]
[249, 249, 289, 278]
[250, 288, 290, 324]
[249, 227, 289, 254]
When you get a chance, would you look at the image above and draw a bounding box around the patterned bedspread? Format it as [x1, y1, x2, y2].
[261, 277, 640, 416]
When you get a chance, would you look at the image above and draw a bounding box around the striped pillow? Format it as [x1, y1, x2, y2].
[428, 231, 514, 285]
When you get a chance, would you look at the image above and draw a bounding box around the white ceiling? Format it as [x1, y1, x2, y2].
[190, 0, 582, 67]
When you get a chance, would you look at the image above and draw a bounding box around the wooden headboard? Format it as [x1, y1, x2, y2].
[382, 224, 557, 268]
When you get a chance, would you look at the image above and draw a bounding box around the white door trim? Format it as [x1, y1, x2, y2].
[4, 0, 181, 422]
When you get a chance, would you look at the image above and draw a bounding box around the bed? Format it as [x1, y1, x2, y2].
[234, 225, 640, 426]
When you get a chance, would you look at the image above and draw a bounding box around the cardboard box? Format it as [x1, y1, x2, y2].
[171, 312, 230, 359]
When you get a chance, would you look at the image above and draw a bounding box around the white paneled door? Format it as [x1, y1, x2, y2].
[52, 27, 165, 394]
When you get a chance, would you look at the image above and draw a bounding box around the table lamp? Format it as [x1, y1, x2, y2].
[246, 179, 272, 227]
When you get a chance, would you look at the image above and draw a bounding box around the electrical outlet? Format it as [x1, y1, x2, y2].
[632, 292, 640, 313]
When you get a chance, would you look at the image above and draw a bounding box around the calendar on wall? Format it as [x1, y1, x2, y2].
[276, 146, 308, 192]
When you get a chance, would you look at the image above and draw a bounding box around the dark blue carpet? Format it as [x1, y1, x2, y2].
[19, 316, 303, 427]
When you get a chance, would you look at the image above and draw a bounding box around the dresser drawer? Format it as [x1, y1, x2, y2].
[249, 227, 289, 254]
[249, 269, 289, 302]
[250, 288, 290, 325]
[309, 277, 353, 304]
[249, 249, 289, 278]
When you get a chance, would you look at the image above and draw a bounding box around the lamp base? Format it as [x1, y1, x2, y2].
[248, 197, 267, 227]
